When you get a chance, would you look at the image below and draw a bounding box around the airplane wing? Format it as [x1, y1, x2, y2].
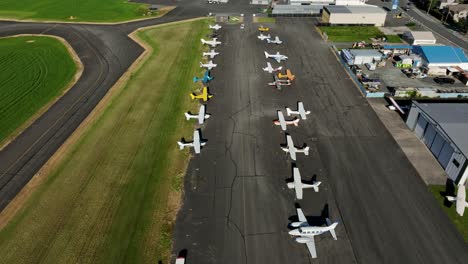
[456, 186, 466, 216]
[198, 105, 205, 124]
[293, 168, 303, 199]
[278, 111, 286, 131]
[305, 238, 317, 259]
[298, 102, 306, 120]
[287, 135, 296, 160]
[296, 208, 307, 223]
[266, 62, 272, 73]
[275, 57, 281, 63]
[194, 130, 201, 154]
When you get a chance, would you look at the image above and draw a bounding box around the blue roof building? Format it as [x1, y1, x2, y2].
[413, 45, 468, 69]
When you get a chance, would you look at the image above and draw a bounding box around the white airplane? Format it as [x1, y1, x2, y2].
[264, 51, 288, 63]
[185, 105, 211, 125]
[263, 62, 282, 73]
[201, 38, 221, 47]
[203, 49, 219, 59]
[289, 208, 338, 259]
[286, 102, 311, 120]
[257, 33, 271, 41]
[200, 60, 217, 70]
[177, 130, 206, 154]
[267, 36, 283, 45]
[281, 135, 309, 161]
[268, 78, 291, 90]
[209, 24, 222, 30]
[446, 185, 468, 216]
[273, 110, 299, 131]
[287, 167, 321, 200]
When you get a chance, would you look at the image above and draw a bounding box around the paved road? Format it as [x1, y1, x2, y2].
[173, 18, 468, 263]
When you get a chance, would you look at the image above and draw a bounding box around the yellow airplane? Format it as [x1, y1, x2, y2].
[258, 25, 269, 32]
[278, 69, 296, 81]
[190, 87, 213, 102]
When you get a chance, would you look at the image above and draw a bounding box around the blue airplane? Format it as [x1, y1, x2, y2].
[193, 70, 213, 83]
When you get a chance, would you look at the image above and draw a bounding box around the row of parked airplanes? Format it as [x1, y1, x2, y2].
[260, 25, 339, 259]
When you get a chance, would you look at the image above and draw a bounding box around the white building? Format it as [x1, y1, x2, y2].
[289, 0, 366, 5]
[341, 49, 383, 65]
[403, 31, 437, 45]
[406, 102, 468, 185]
[322, 5, 387, 26]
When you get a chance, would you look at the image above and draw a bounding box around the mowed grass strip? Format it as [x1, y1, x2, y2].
[319, 26, 402, 43]
[0, 36, 77, 145]
[429, 185, 468, 241]
[0, 19, 210, 264]
[0, 0, 151, 22]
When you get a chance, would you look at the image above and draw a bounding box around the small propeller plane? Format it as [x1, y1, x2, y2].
[281, 134, 309, 161]
[257, 33, 271, 41]
[268, 76, 291, 90]
[258, 25, 270, 32]
[200, 60, 217, 70]
[446, 185, 468, 216]
[286, 102, 310, 120]
[273, 110, 299, 131]
[289, 208, 338, 259]
[193, 70, 213, 83]
[203, 49, 219, 59]
[201, 38, 221, 47]
[177, 130, 206, 154]
[209, 24, 222, 30]
[278, 69, 295, 81]
[190, 87, 213, 102]
[287, 167, 321, 200]
[267, 36, 283, 45]
[264, 51, 288, 63]
[185, 105, 211, 125]
[263, 62, 282, 73]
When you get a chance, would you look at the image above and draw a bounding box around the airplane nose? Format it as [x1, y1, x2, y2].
[288, 229, 298, 236]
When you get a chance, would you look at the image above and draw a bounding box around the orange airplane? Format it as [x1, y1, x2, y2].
[277, 69, 296, 81]
[258, 25, 270, 32]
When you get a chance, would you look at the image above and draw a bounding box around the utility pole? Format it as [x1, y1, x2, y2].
[427, 0, 434, 14]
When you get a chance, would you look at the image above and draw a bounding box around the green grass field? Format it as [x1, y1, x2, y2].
[0, 0, 154, 22]
[429, 185, 468, 241]
[0, 36, 77, 145]
[0, 19, 210, 263]
[319, 26, 402, 43]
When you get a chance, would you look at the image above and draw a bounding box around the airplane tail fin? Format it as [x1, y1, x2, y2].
[293, 118, 300, 126]
[286, 108, 292, 116]
[303, 146, 310, 156]
[264, 51, 269, 58]
[312, 181, 321, 192]
[177, 142, 185, 150]
[184, 112, 191, 120]
[190, 93, 196, 100]
[326, 219, 338, 240]
[446, 196, 456, 202]
[200, 39, 206, 44]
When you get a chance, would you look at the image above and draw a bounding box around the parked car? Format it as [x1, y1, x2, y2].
[434, 76, 455, 84]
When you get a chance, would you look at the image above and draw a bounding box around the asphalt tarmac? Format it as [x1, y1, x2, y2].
[172, 18, 468, 263]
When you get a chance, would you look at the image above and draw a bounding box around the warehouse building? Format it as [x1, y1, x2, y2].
[412, 45, 468, 71]
[403, 31, 437, 45]
[406, 102, 468, 185]
[341, 49, 383, 65]
[322, 5, 387, 26]
[271, 5, 322, 16]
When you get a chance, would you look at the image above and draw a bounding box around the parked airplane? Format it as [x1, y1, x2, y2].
[177, 130, 206, 154]
[185, 105, 211, 124]
[267, 36, 283, 45]
[286, 102, 310, 120]
[209, 24, 222, 30]
[273, 110, 299, 131]
[264, 51, 288, 63]
[203, 49, 219, 59]
[201, 38, 221, 47]
[278, 69, 295, 81]
[200, 60, 217, 70]
[446, 185, 468, 216]
[287, 167, 321, 199]
[257, 33, 271, 41]
[258, 25, 269, 32]
[281, 135, 309, 161]
[193, 70, 213, 83]
[190, 87, 213, 102]
[269, 76, 291, 90]
[289, 208, 338, 258]
[263, 62, 282, 73]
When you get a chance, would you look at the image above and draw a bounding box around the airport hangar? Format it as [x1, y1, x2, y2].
[321, 5, 387, 26]
[406, 102, 468, 185]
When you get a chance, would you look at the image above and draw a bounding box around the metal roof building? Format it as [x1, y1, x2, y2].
[322, 5, 387, 26]
[403, 31, 437, 45]
[271, 4, 322, 16]
[413, 45, 468, 69]
[406, 102, 468, 185]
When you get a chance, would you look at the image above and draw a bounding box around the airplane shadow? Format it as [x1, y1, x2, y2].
[440, 178, 456, 208]
[288, 203, 329, 229]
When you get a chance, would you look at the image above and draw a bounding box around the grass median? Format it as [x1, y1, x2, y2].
[0, 19, 211, 263]
[319, 26, 402, 43]
[0, 36, 77, 146]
